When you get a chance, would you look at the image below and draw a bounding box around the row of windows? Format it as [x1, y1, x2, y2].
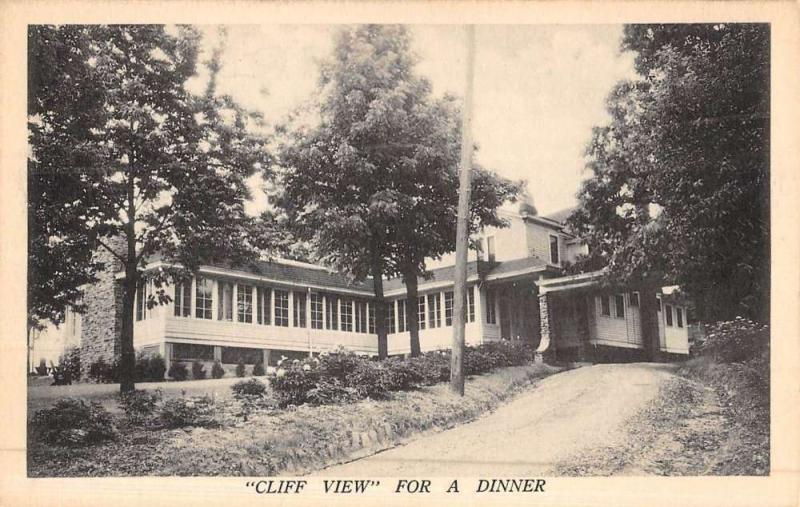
[598, 293, 684, 328]
[163, 278, 478, 334]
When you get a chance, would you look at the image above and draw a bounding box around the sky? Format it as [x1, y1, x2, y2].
[196, 24, 638, 217]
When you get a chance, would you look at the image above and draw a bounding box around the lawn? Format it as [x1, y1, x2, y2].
[27, 363, 562, 477]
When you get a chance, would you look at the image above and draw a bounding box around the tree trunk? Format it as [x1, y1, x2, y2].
[371, 257, 388, 359]
[404, 269, 421, 357]
[640, 285, 661, 362]
[119, 263, 137, 392]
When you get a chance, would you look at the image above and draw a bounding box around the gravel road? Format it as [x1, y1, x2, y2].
[320, 362, 681, 476]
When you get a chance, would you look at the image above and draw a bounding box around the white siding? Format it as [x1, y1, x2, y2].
[589, 293, 644, 349]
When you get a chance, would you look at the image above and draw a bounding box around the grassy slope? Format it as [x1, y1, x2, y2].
[28, 363, 561, 477]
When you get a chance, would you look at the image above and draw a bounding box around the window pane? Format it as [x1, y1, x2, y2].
[257, 287, 271, 325]
[171, 343, 214, 361]
[486, 289, 497, 324]
[397, 299, 407, 333]
[385, 301, 396, 334]
[468, 286, 475, 323]
[615, 294, 625, 318]
[136, 283, 145, 321]
[311, 293, 324, 329]
[444, 291, 454, 326]
[293, 292, 307, 328]
[195, 278, 213, 319]
[368, 303, 375, 334]
[417, 296, 426, 330]
[550, 235, 560, 264]
[274, 290, 289, 327]
[629, 291, 640, 307]
[665, 304, 674, 326]
[326, 294, 339, 330]
[676, 307, 684, 328]
[221, 346, 262, 365]
[600, 295, 610, 316]
[428, 293, 441, 328]
[237, 284, 253, 323]
[340, 298, 353, 332]
[218, 282, 233, 321]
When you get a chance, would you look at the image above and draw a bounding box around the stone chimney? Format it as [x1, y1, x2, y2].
[79, 236, 125, 379]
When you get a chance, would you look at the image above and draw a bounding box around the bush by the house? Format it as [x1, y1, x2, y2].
[159, 396, 218, 428]
[30, 398, 118, 446]
[118, 389, 163, 425]
[235, 360, 246, 378]
[271, 360, 321, 408]
[35, 358, 49, 376]
[134, 352, 167, 382]
[252, 361, 266, 376]
[58, 346, 81, 382]
[701, 318, 769, 364]
[168, 362, 189, 381]
[87, 358, 119, 383]
[192, 360, 206, 380]
[231, 378, 269, 420]
[268, 341, 537, 409]
[211, 360, 225, 379]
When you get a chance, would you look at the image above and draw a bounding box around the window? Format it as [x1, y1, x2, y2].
[486, 236, 496, 262]
[355, 300, 368, 333]
[444, 291, 454, 326]
[368, 303, 375, 334]
[657, 297, 662, 312]
[386, 301, 396, 334]
[217, 281, 233, 321]
[325, 294, 339, 330]
[549, 235, 560, 264]
[676, 307, 684, 328]
[397, 299, 407, 333]
[310, 293, 324, 329]
[257, 287, 271, 325]
[173, 279, 191, 317]
[237, 284, 253, 323]
[427, 293, 441, 328]
[340, 298, 353, 332]
[614, 294, 625, 318]
[417, 297, 426, 330]
[171, 343, 214, 361]
[221, 346, 262, 365]
[665, 304, 674, 326]
[274, 290, 289, 327]
[629, 291, 640, 307]
[467, 286, 475, 323]
[600, 295, 610, 316]
[293, 292, 307, 328]
[195, 277, 213, 319]
[486, 289, 497, 324]
[136, 282, 145, 321]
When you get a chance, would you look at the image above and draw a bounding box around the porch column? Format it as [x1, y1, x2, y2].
[535, 293, 555, 363]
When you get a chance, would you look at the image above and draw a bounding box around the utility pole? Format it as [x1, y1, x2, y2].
[450, 24, 476, 396]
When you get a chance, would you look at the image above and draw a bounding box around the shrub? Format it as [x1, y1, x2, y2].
[407, 351, 451, 385]
[87, 358, 119, 383]
[147, 354, 167, 381]
[31, 398, 118, 445]
[702, 318, 770, 363]
[58, 346, 81, 382]
[346, 361, 392, 399]
[211, 360, 225, 379]
[383, 357, 425, 391]
[159, 396, 218, 428]
[318, 347, 364, 383]
[252, 361, 266, 376]
[232, 378, 267, 398]
[235, 360, 246, 378]
[192, 361, 207, 380]
[271, 362, 320, 408]
[118, 389, 163, 425]
[232, 378, 268, 420]
[168, 362, 189, 381]
[307, 378, 360, 405]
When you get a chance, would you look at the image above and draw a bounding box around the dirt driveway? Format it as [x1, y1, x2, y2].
[321, 363, 685, 476]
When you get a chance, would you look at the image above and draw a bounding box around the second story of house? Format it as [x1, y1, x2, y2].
[426, 203, 587, 271]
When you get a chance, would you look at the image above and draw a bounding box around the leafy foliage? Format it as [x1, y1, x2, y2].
[277, 25, 520, 357]
[159, 396, 219, 428]
[31, 398, 118, 446]
[211, 360, 225, 379]
[117, 389, 163, 426]
[134, 352, 166, 382]
[87, 358, 119, 383]
[28, 25, 272, 391]
[568, 24, 769, 322]
[191, 361, 207, 380]
[235, 360, 246, 378]
[701, 318, 769, 364]
[58, 346, 81, 382]
[167, 362, 189, 381]
[252, 361, 266, 377]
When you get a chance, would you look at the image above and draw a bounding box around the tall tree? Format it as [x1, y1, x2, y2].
[568, 24, 769, 324]
[28, 25, 270, 391]
[278, 25, 519, 358]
